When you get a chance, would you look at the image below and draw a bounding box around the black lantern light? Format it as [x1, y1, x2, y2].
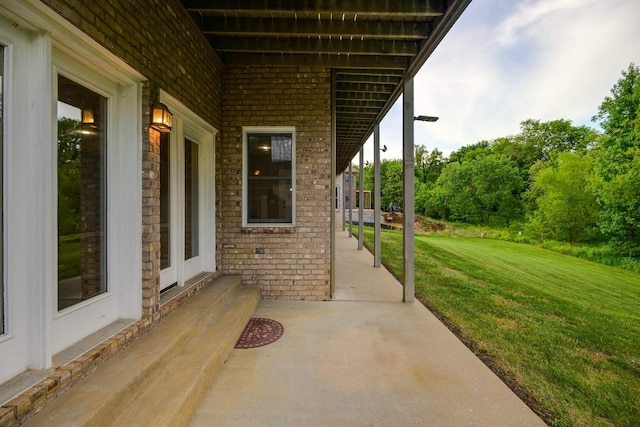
[151, 103, 173, 133]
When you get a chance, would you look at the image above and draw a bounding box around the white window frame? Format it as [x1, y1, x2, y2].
[242, 126, 296, 227]
[0, 1, 143, 381]
[0, 12, 39, 382]
[50, 50, 141, 355]
[159, 91, 217, 290]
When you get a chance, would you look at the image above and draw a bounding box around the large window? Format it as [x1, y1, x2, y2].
[57, 75, 107, 310]
[243, 127, 295, 226]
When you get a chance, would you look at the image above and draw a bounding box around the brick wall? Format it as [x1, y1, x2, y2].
[220, 67, 332, 300]
[142, 120, 161, 319]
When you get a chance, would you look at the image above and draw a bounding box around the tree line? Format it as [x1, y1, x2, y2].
[358, 63, 640, 259]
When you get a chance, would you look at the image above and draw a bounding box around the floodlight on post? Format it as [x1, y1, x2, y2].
[414, 115, 439, 122]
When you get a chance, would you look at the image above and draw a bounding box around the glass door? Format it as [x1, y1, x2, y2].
[183, 137, 201, 279]
[51, 50, 138, 355]
[158, 93, 216, 291]
[160, 130, 203, 288]
[160, 132, 177, 289]
[57, 75, 108, 310]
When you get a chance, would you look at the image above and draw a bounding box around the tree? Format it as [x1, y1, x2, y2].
[592, 63, 640, 256]
[490, 119, 597, 173]
[515, 119, 595, 162]
[448, 141, 490, 164]
[379, 159, 403, 210]
[429, 154, 524, 226]
[57, 117, 82, 236]
[527, 153, 601, 244]
[415, 144, 428, 183]
[415, 145, 445, 184]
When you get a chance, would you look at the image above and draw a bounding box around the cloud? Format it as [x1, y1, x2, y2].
[495, 0, 587, 46]
[521, 0, 640, 125]
[361, 0, 640, 164]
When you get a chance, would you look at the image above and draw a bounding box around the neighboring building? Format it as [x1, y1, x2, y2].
[0, 0, 469, 422]
[343, 169, 358, 210]
[336, 169, 372, 227]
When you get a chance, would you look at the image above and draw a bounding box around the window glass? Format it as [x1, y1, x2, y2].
[160, 133, 171, 269]
[184, 138, 199, 259]
[57, 75, 107, 310]
[246, 132, 293, 224]
[0, 46, 4, 333]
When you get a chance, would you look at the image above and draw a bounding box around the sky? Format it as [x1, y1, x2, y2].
[360, 0, 640, 164]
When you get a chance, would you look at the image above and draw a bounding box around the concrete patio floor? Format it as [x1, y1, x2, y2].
[188, 230, 546, 426]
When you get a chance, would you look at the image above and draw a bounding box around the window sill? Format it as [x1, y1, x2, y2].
[241, 226, 296, 234]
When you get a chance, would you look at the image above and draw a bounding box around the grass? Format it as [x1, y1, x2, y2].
[414, 217, 640, 273]
[359, 226, 640, 427]
[58, 234, 81, 280]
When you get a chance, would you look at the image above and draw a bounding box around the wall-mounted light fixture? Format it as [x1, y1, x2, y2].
[414, 115, 439, 122]
[82, 109, 96, 128]
[151, 103, 173, 133]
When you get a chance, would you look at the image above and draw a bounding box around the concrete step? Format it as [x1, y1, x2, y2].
[24, 275, 261, 427]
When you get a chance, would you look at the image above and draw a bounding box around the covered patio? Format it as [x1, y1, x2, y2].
[188, 231, 545, 426]
[25, 230, 545, 426]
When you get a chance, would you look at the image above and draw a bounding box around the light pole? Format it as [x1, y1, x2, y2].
[403, 110, 438, 303]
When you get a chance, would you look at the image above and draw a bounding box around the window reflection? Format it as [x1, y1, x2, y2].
[246, 133, 293, 223]
[160, 133, 171, 269]
[57, 75, 107, 310]
[184, 139, 199, 259]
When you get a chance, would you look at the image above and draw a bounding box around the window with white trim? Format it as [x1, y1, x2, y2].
[243, 127, 295, 226]
[56, 74, 108, 310]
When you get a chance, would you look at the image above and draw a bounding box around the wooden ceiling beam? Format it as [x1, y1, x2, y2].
[183, 0, 445, 17]
[335, 68, 404, 79]
[337, 122, 371, 128]
[336, 107, 381, 114]
[336, 125, 367, 130]
[336, 74, 402, 85]
[338, 114, 379, 121]
[221, 52, 408, 69]
[335, 91, 391, 101]
[211, 36, 418, 56]
[336, 100, 386, 109]
[336, 82, 396, 94]
[195, 16, 432, 40]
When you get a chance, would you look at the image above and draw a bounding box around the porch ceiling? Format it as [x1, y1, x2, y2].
[181, 0, 471, 172]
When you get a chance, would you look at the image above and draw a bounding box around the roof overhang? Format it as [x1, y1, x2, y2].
[181, 0, 472, 171]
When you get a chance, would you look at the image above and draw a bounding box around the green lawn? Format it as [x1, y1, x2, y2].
[58, 234, 81, 280]
[360, 227, 640, 427]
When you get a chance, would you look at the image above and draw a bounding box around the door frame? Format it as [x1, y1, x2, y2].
[159, 91, 217, 290]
